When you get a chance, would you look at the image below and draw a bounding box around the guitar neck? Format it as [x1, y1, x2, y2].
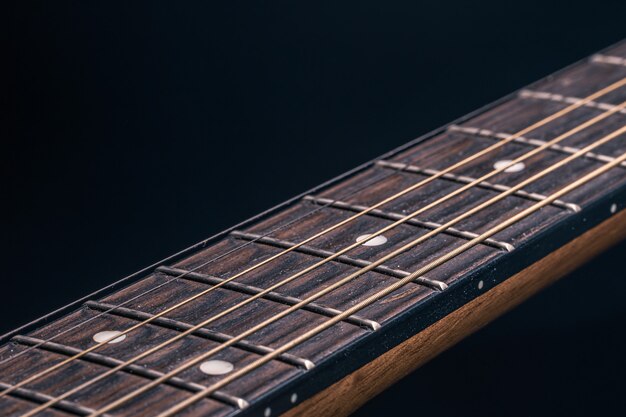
[2, 40, 626, 417]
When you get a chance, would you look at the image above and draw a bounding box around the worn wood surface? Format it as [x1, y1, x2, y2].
[0, 41, 625, 417]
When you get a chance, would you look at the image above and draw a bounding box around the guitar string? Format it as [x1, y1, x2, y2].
[6, 77, 625, 408]
[0, 147, 435, 392]
[156, 139, 626, 417]
[87, 119, 626, 416]
[0, 155, 410, 368]
[84, 119, 626, 417]
[22, 96, 626, 415]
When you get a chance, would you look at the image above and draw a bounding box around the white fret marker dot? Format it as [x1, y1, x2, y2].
[611, 203, 617, 214]
[199, 360, 234, 376]
[356, 234, 387, 246]
[290, 393, 298, 404]
[494, 160, 525, 173]
[264, 407, 272, 417]
[478, 280, 484, 290]
[93, 331, 126, 344]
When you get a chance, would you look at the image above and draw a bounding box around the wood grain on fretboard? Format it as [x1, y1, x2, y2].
[1, 41, 625, 417]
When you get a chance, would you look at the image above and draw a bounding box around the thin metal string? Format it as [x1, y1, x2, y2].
[6, 77, 625, 410]
[25, 97, 626, 416]
[84, 122, 626, 417]
[0, 153, 423, 391]
[158, 142, 626, 417]
[0, 153, 409, 369]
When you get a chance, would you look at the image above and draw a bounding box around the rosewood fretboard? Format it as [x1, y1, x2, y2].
[2, 41, 626, 417]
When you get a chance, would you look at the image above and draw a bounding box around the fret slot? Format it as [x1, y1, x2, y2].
[376, 159, 581, 212]
[303, 196, 514, 252]
[229, 231, 448, 291]
[0, 380, 97, 416]
[450, 123, 626, 171]
[11, 335, 248, 409]
[84, 301, 316, 369]
[155, 266, 384, 329]
[591, 54, 626, 67]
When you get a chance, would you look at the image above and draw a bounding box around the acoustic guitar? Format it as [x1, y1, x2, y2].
[2, 40, 626, 417]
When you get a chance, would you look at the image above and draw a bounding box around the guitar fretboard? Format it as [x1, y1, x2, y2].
[1, 41, 626, 417]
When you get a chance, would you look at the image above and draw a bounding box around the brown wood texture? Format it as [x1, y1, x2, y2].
[0, 41, 625, 417]
[282, 206, 626, 417]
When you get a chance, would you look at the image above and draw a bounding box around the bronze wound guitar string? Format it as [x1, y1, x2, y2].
[7, 78, 626, 413]
[82, 121, 626, 417]
[0, 154, 411, 370]
[0, 148, 427, 393]
[21, 90, 626, 415]
[158, 142, 626, 417]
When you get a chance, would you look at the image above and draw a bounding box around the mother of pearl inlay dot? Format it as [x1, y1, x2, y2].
[356, 234, 387, 246]
[199, 360, 234, 376]
[93, 330, 126, 344]
[493, 159, 525, 173]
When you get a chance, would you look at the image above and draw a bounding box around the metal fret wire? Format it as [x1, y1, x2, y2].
[8, 78, 626, 414]
[0, 151, 410, 370]
[160, 142, 626, 417]
[0, 153, 426, 397]
[27, 97, 626, 415]
[86, 122, 626, 417]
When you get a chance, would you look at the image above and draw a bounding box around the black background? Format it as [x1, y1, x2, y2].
[5, 2, 626, 416]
